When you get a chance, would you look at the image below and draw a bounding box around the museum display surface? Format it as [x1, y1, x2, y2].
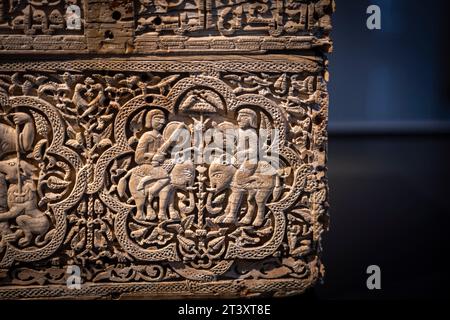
[0, 0, 333, 299]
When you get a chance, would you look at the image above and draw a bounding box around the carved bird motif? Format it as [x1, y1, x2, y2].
[0, 73, 20, 95]
[243, 75, 272, 86]
[3, 74, 48, 96]
[60, 72, 85, 88]
[274, 73, 288, 94]
[146, 74, 179, 95]
[93, 74, 125, 88]
[119, 75, 142, 88]
[37, 82, 70, 100]
[292, 75, 315, 94]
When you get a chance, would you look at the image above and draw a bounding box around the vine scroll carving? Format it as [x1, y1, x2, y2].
[0, 0, 333, 300]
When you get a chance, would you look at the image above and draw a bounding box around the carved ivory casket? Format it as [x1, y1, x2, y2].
[0, 0, 333, 299]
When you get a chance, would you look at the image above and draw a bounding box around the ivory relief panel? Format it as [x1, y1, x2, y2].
[0, 0, 333, 300]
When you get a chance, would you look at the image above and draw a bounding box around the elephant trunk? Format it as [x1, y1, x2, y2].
[206, 192, 222, 215]
[117, 170, 132, 198]
[180, 190, 195, 215]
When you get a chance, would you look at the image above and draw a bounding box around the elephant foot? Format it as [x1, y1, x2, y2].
[252, 216, 265, 227]
[135, 213, 144, 220]
[214, 215, 236, 225]
[145, 205, 157, 221]
[169, 209, 180, 221]
[135, 209, 145, 220]
[238, 215, 253, 226]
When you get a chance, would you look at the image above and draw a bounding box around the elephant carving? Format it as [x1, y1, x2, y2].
[206, 157, 236, 215]
[211, 108, 282, 227]
[118, 161, 196, 222]
[213, 160, 279, 227]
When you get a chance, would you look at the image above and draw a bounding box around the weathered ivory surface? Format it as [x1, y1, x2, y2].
[0, 0, 333, 299]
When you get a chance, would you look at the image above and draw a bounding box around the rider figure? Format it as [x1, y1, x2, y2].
[135, 109, 171, 220]
[215, 108, 260, 224]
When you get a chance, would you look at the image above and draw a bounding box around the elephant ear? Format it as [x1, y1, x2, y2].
[117, 176, 128, 198]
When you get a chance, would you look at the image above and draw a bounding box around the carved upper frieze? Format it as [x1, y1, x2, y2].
[0, 0, 335, 54]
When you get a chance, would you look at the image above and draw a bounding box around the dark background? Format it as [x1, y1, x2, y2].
[2, 0, 449, 309]
[328, 0, 450, 134]
[315, 0, 450, 299]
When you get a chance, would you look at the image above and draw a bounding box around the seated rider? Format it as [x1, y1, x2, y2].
[135, 109, 171, 220]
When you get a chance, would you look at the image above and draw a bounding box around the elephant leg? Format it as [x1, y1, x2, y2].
[147, 178, 170, 200]
[215, 189, 244, 224]
[144, 191, 157, 221]
[134, 192, 153, 221]
[157, 185, 173, 221]
[253, 190, 271, 227]
[16, 215, 33, 247]
[239, 190, 256, 225]
[167, 189, 180, 221]
[146, 179, 170, 221]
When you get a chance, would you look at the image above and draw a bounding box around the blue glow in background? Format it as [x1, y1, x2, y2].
[329, 0, 450, 132]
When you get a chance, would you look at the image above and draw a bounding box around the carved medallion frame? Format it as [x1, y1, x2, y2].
[0, 56, 329, 299]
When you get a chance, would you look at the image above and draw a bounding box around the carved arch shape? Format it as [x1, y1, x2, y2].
[219, 94, 292, 260]
[101, 94, 180, 261]
[166, 76, 238, 112]
[89, 94, 170, 195]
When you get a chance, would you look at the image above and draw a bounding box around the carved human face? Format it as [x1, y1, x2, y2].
[152, 115, 166, 131]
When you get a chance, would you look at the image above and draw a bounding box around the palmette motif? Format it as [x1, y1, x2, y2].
[0, 0, 332, 300]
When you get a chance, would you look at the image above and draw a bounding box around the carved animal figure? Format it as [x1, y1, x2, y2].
[212, 108, 280, 227]
[118, 161, 195, 222]
[206, 159, 236, 215]
[214, 160, 278, 227]
[0, 158, 51, 247]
